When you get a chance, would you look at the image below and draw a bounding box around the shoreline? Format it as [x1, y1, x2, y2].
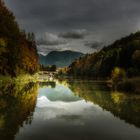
[0, 73, 139, 94]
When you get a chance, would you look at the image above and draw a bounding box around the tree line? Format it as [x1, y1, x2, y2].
[40, 65, 57, 72]
[68, 32, 140, 79]
[0, 0, 39, 77]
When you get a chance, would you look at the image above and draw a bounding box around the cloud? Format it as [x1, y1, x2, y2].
[84, 41, 104, 51]
[59, 29, 88, 39]
[37, 45, 61, 55]
[37, 45, 72, 55]
[37, 32, 67, 46]
[36, 30, 91, 55]
[5, 0, 140, 35]
[5, 0, 140, 54]
[36, 96, 93, 120]
[37, 44, 71, 55]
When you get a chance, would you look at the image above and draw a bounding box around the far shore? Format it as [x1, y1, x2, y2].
[0, 72, 139, 94]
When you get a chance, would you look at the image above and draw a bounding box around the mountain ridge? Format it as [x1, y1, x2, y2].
[39, 50, 84, 67]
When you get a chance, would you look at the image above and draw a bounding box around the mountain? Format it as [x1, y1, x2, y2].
[39, 50, 84, 67]
[68, 32, 140, 78]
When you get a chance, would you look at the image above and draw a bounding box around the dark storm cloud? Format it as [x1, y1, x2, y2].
[5, 0, 140, 32]
[37, 40, 66, 46]
[5, 0, 140, 53]
[59, 29, 87, 39]
[85, 41, 104, 51]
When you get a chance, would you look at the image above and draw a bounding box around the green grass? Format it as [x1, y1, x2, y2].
[0, 73, 39, 84]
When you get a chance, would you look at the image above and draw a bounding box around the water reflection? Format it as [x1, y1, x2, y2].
[65, 80, 140, 128]
[0, 80, 140, 140]
[0, 82, 38, 140]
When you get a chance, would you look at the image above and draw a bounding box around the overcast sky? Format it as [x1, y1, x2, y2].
[5, 0, 140, 55]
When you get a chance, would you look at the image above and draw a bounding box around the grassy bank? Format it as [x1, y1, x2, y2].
[0, 73, 39, 84]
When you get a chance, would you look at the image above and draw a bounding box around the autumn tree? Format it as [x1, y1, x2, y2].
[0, 1, 39, 76]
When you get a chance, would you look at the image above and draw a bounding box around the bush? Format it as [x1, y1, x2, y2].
[111, 67, 126, 84]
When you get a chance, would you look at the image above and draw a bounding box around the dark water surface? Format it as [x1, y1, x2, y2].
[0, 80, 140, 140]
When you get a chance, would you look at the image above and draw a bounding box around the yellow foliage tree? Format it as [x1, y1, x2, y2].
[111, 67, 126, 84]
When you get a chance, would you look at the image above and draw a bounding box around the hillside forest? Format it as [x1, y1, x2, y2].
[68, 32, 140, 79]
[0, 0, 39, 77]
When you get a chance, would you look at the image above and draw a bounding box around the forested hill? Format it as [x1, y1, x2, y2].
[39, 50, 84, 67]
[68, 32, 140, 78]
[0, 1, 39, 76]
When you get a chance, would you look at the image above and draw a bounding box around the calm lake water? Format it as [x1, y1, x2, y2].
[0, 79, 140, 140]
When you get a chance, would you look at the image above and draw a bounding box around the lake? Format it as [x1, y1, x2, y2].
[0, 79, 140, 140]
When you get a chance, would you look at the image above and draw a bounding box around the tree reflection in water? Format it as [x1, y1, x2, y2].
[0, 79, 140, 140]
[0, 82, 38, 140]
[63, 80, 140, 128]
